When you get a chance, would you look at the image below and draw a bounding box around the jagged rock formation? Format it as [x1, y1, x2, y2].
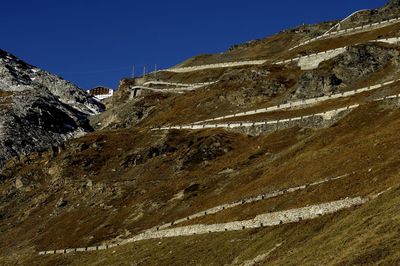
[0, 49, 104, 167]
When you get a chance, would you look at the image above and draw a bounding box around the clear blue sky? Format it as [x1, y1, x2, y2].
[2, 0, 387, 89]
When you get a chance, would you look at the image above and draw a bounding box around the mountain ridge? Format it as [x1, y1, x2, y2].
[0, 49, 104, 167]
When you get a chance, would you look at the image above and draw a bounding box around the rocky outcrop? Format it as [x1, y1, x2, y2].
[0, 49, 103, 115]
[179, 134, 233, 168]
[338, 0, 400, 29]
[333, 45, 400, 79]
[293, 44, 400, 99]
[0, 49, 104, 168]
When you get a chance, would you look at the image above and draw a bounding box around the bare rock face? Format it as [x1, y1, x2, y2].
[0, 49, 103, 115]
[293, 44, 400, 99]
[0, 49, 104, 167]
[180, 134, 233, 168]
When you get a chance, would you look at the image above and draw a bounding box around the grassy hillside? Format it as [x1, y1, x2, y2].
[2, 2, 400, 266]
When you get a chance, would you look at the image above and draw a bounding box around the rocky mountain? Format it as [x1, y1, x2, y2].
[386, 0, 400, 8]
[0, 49, 104, 168]
[3, 1, 400, 265]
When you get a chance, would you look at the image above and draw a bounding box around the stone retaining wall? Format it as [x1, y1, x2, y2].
[148, 174, 348, 231]
[129, 86, 194, 98]
[162, 47, 346, 74]
[154, 105, 359, 131]
[130, 81, 216, 98]
[229, 110, 349, 136]
[37, 174, 349, 255]
[322, 9, 369, 36]
[153, 91, 400, 134]
[290, 17, 400, 50]
[297, 48, 347, 70]
[165, 60, 267, 73]
[238, 242, 284, 266]
[122, 197, 367, 243]
[275, 48, 347, 70]
[154, 34, 398, 74]
[39, 188, 391, 255]
[143, 81, 215, 87]
[194, 79, 398, 125]
[38, 243, 120, 255]
[37, 184, 390, 256]
[370, 37, 400, 44]
[39, 197, 367, 255]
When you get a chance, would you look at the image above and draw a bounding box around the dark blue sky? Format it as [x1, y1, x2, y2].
[2, 0, 387, 89]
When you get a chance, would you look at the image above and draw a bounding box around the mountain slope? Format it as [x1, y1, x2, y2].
[3, 1, 400, 266]
[0, 49, 104, 168]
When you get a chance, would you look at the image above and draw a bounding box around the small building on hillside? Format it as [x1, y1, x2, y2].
[86, 86, 114, 100]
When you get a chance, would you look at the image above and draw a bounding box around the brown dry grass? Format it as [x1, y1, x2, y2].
[9, 99, 398, 266]
[286, 22, 400, 58]
[3, 9, 400, 266]
[0, 90, 13, 97]
[2, 97, 400, 265]
[217, 80, 400, 123]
